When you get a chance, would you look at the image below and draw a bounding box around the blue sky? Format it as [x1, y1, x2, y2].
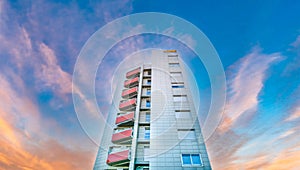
[0, 0, 300, 169]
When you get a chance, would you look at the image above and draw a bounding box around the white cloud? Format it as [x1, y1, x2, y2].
[282, 35, 300, 76]
[291, 35, 300, 48]
[278, 129, 296, 140]
[96, 0, 133, 22]
[0, 3, 3, 23]
[219, 47, 281, 132]
[36, 43, 72, 98]
[285, 105, 300, 121]
[0, 67, 95, 170]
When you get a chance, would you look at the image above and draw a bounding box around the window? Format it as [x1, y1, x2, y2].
[144, 146, 150, 156]
[144, 127, 150, 139]
[173, 95, 188, 102]
[146, 100, 151, 107]
[172, 85, 185, 88]
[144, 146, 150, 161]
[182, 154, 192, 164]
[170, 72, 182, 76]
[168, 54, 178, 57]
[145, 112, 150, 122]
[181, 154, 203, 166]
[172, 82, 184, 88]
[191, 154, 202, 165]
[175, 110, 190, 119]
[146, 79, 151, 85]
[178, 129, 195, 139]
[170, 72, 182, 82]
[144, 70, 151, 76]
[146, 88, 151, 95]
[169, 63, 180, 67]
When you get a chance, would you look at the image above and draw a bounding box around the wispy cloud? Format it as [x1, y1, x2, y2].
[282, 35, 300, 76]
[208, 47, 283, 169]
[283, 35, 300, 121]
[0, 0, 126, 168]
[207, 129, 249, 170]
[277, 129, 296, 140]
[1, 21, 72, 101]
[259, 147, 300, 170]
[231, 123, 300, 169]
[285, 105, 300, 121]
[209, 122, 300, 169]
[291, 35, 300, 48]
[0, 72, 95, 170]
[95, 0, 133, 22]
[36, 43, 72, 98]
[218, 47, 281, 132]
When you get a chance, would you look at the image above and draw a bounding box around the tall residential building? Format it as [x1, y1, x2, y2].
[94, 49, 211, 170]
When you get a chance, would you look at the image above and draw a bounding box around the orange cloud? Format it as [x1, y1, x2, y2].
[218, 48, 281, 132]
[0, 73, 96, 170]
[239, 146, 300, 170]
[0, 134, 94, 170]
[0, 115, 20, 147]
[262, 148, 300, 170]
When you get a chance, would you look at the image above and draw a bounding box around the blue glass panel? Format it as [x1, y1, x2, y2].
[172, 85, 184, 88]
[191, 154, 202, 165]
[145, 113, 150, 122]
[182, 154, 191, 165]
[146, 101, 151, 107]
[144, 132, 150, 139]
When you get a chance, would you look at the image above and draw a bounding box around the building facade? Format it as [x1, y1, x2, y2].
[94, 49, 211, 170]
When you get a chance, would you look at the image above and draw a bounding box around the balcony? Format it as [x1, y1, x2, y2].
[106, 149, 130, 166]
[126, 67, 140, 79]
[115, 112, 135, 126]
[119, 98, 136, 111]
[124, 77, 139, 88]
[122, 87, 138, 98]
[112, 129, 133, 144]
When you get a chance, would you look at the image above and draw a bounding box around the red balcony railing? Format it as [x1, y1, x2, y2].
[122, 87, 138, 98]
[126, 67, 140, 79]
[112, 129, 133, 144]
[106, 149, 130, 166]
[119, 98, 136, 111]
[124, 77, 139, 88]
[115, 112, 134, 126]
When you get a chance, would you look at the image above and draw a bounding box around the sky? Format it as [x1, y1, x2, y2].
[0, 0, 300, 169]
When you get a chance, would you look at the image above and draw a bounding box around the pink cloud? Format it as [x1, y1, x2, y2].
[285, 105, 300, 121]
[0, 72, 96, 170]
[207, 129, 249, 169]
[261, 148, 300, 170]
[218, 47, 281, 132]
[95, 0, 133, 22]
[36, 43, 72, 98]
[208, 124, 300, 169]
[207, 47, 282, 169]
[277, 129, 296, 140]
[0, 4, 71, 101]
